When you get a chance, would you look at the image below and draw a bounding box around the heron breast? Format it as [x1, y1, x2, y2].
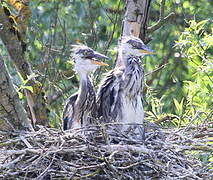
[121, 95, 144, 124]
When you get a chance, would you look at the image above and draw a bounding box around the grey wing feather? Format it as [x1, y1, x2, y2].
[97, 69, 123, 122]
[62, 93, 78, 130]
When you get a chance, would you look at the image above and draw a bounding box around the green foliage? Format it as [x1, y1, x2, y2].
[147, 20, 213, 127]
[146, 19, 213, 166]
[16, 72, 39, 99]
[176, 19, 213, 121]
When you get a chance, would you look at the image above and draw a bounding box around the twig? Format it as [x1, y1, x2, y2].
[147, 0, 175, 33]
[19, 135, 33, 148]
[145, 63, 169, 76]
[36, 153, 56, 180]
[147, 12, 175, 33]
[0, 154, 25, 169]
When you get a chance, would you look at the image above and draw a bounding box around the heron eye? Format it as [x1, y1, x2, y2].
[131, 43, 137, 48]
[83, 50, 91, 55]
[133, 42, 140, 48]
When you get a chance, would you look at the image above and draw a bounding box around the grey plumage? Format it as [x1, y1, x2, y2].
[63, 93, 77, 130]
[97, 56, 144, 123]
[63, 79, 96, 130]
[63, 45, 108, 130]
[97, 36, 154, 124]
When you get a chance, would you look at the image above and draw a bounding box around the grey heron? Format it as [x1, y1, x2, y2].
[63, 45, 108, 130]
[97, 36, 154, 125]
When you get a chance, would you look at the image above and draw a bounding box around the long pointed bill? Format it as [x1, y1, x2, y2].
[93, 52, 109, 59]
[91, 60, 109, 66]
[139, 45, 155, 54]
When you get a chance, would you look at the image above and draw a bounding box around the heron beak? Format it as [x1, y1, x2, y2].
[93, 52, 109, 59]
[90, 51, 109, 66]
[91, 60, 109, 66]
[139, 45, 155, 54]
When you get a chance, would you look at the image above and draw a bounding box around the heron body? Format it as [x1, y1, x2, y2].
[97, 36, 153, 124]
[63, 45, 108, 130]
[97, 56, 144, 124]
[63, 77, 96, 130]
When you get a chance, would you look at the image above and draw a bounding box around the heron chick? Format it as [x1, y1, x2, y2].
[97, 36, 154, 124]
[63, 45, 108, 130]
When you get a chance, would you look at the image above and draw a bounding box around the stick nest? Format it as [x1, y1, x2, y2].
[0, 122, 212, 179]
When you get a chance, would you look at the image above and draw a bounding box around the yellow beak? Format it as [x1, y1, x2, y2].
[139, 49, 155, 54]
[91, 60, 109, 66]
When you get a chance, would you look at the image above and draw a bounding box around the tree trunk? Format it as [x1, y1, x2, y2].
[116, 0, 151, 67]
[0, 55, 33, 131]
[122, 0, 151, 39]
[0, 3, 48, 127]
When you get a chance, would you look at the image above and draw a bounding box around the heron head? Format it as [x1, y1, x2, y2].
[120, 36, 154, 57]
[71, 45, 109, 74]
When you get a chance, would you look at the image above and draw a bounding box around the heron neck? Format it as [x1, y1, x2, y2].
[73, 73, 94, 127]
[79, 72, 88, 82]
[116, 49, 133, 68]
[79, 73, 92, 93]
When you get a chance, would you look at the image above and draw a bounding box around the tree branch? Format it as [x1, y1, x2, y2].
[145, 62, 169, 76]
[147, 0, 175, 33]
[147, 12, 175, 33]
[146, 48, 173, 88]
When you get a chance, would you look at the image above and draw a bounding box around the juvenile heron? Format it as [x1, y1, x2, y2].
[63, 45, 108, 130]
[97, 36, 154, 124]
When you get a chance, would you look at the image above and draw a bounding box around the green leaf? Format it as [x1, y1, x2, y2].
[20, 85, 34, 93]
[196, 20, 208, 33]
[206, 84, 212, 92]
[17, 72, 27, 84]
[34, 39, 43, 50]
[17, 91, 24, 99]
[151, 100, 157, 115]
[26, 73, 39, 84]
[203, 35, 213, 46]
[173, 98, 184, 115]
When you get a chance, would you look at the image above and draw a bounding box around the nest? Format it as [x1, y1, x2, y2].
[0, 122, 212, 179]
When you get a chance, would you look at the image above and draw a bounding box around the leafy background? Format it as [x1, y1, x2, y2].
[0, 0, 212, 167]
